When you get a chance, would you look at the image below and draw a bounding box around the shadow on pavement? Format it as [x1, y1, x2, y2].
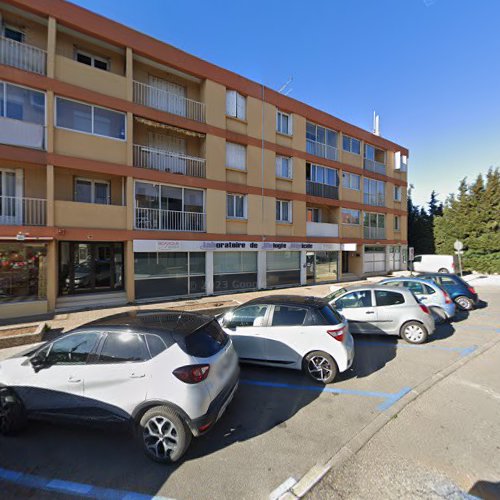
[469, 480, 500, 499]
[428, 322, 456, 342]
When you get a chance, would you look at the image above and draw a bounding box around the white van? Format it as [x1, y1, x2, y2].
[411, 254, 456, 274]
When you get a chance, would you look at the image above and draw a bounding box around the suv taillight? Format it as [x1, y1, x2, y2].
[173, 364, 210, 384]
[327, 325, 346, 342]
[468, 286, 476, 295]
[419, 304, 430, 315]
[443, 291, 452, 304]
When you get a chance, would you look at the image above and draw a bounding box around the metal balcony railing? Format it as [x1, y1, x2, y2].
[0, 196, 46, 226]
[364, 158, 386, 175]
[306, 139, 338, 161]
[135, 207, 206, 232]
[133, 144, 206, 178]
[363, 193, 385, 207]
[306, 180, 339, 200]
[133, 81, 206, 123]
[0, 36, 47, 75]
[363, 226, 386, 240]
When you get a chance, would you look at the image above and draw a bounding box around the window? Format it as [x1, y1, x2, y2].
[55, 97, 126, 140]
[394, 185, 402, 201]
[213, 251, 257, 292]
[363, 213, 385, 239]
[307, 207, 321, 222]
[364, 145, 386, 174]
[375, 290, 405, 306]
[271, 305, 308, 326]
[306, 122, 338, 160]
[335, 290, 373, 309]
[44, 333, 99, 365]
[227, 305, 268, 328]
[98, 333, 149, 363]
[276, 200, 292, 223]
[342, 135, 361, 155]
[363, 178, 385, 206]
[226, 142, 246, 170]
[146, 334, 168, 358]
[276, 155, 292, 179]
[306, 163, 338, 186]
[75, 50, 109, 71]
[227, 193, 247, 219]
[342, 172, 361, 190]
[402, 281, 424, 295]
[0, 82, 46, 125]
[276, 111, 292, 135]
[226, 90, 246, 120]
[394, 215, 401, 231]
[75, 178, 110, 204]
[3, 26, 24, 43]
[341, 209, 360, 225]
[183, 321, 228, 357]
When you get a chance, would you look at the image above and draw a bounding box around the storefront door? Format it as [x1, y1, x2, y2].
[306, 252, 315, 284]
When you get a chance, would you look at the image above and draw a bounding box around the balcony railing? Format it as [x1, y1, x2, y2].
[0, 36, 46, 75]
[133, 144, 206, 178]
[306, 221, 339, 238]
[133, 81, 206, 123]
[306, 180, 339, 200]
[0, 196, 46, 226]
[364, 158, 386, 175]
[306, 139, 338, 161]
[135, 207, 206, 232]
[363, 194, 385, 207]
[363, 226, 386, 240]
[0, 117, 46, 150]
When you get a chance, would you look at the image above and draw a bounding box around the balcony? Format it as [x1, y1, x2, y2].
[0, 117, 45, 150]
[133, 81, 206, 123]
[135, 208, 206, 232]
[0, 35, 46, 75]
[306, 221, 339, 238]
[306, 139, 338, 161]
[0, 196, 46, 226]
[306, 181, 339, 200]
[364, 158, 386, 175]
[133, 144, 206, 178]
[54, 201, 127, 230]
[363, 227, 386, 240]
[363, 193, 385, 207]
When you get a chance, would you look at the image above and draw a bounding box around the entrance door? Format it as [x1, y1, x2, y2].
[306, 252, 315, 284]
[0, 170, 17, 225]
[342, 251, 349, 274]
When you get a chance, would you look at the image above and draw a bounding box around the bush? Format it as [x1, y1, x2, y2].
[463, 252, 500, 274]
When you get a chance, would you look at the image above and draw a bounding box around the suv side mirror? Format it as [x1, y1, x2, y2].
[253, 317, 265, 327]
[30, 354, 48, 372]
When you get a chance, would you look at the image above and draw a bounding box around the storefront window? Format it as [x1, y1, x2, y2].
[59, 242, 124, 296]
[266, 251, 300, 287]
[214, 252, 257, 293]
[134, 251, 205, 299]
[0, 243, 47, 302]
[314, 251, 339, 282]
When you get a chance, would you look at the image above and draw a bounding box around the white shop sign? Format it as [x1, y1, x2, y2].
[133, 240, 354, 253]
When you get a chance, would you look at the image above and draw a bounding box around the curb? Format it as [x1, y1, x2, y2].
[278, 334, 500, 499]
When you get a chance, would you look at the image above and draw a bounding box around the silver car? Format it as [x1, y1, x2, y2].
[378, 277, 456, 323]
[325, 285, 436, 344]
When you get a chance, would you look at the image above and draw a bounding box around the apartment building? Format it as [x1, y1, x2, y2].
[0, 0, 409, 320]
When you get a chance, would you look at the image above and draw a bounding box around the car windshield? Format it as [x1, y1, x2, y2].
[324, 287, 348, 302]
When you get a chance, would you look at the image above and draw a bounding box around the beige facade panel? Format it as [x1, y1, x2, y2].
[205, 188, 226, 234]
[340, 149, 363, 169]
[0, 300, 48, 320]
[246, 194, 276, 236]
[54, 201, 127, 229]
[205, 135, 226, 181]
[341, 224, 362, 239]
[225, 116, 247, 136]
[201, 79, 225, 129]
[226, 219, 247, 235]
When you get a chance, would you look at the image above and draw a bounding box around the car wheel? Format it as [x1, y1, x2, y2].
[400, 321, 428, 344]
[438, 268, 449, 273]
[303, 351, 338, 384]
[139, 406, 192, 464]
[455, 295, 473, 311]
[0, 388, 27, 435]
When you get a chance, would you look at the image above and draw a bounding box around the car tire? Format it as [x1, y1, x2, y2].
[400, 321, 428, 344]
[139, 406, 192, 464]
[455, 295, 473, 311]
[303, 351, 338, 384]
[438, 268, 449, 273]
[0, 388, 27, 435]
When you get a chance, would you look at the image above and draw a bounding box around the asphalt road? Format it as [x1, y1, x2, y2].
[0, 283, 498, 500]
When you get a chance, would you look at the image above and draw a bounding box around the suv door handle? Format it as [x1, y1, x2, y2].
[365, 311, 375, 314]
[130, 373, 146, 379]
[68, 376, 82, 383]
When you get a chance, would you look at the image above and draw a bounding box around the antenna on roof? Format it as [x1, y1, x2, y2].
[278, 76, 293, 95]
[373, 111, 380, 136]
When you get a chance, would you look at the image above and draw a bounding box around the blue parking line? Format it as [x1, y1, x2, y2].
[240, 379, 412, 411]
[0, 467, 171, 500]
[355, 340, 478, 357]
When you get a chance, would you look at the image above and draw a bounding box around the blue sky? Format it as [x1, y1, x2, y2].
[73, 0, 500, 207]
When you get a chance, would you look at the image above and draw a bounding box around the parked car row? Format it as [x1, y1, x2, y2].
[0, 273, 480, 465]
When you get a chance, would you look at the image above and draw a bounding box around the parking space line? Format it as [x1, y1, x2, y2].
[240, 379, 412, 411]
[355, 340, 478, 357]
[0, 467, 172, 500]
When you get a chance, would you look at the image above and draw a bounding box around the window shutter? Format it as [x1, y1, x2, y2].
[394, 151, 401, 170]
[226, 90, 236, 117]
[226, 142, 246, 170]
[236, 93, 246, 120]
[288, 114, 293, 135]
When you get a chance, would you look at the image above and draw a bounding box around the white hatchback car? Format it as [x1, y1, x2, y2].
[0, 310, 239, 463]
[219, 295, 354, 384]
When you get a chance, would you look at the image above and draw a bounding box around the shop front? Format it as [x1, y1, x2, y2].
[306, 250, 340, 284]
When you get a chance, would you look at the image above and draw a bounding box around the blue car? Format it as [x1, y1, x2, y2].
[379, 277, 456, 323]
[418, 273, 479, 311]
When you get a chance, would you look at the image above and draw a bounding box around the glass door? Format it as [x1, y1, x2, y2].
[306, 252, 315, 284]
[0, 170, 17, 224]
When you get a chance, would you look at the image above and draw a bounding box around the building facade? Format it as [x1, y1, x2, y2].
[0, 0, 408, 320]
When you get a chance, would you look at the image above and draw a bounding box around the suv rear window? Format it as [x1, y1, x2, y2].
[182, 321, 229, 358]
[318, 305, 343, 325]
